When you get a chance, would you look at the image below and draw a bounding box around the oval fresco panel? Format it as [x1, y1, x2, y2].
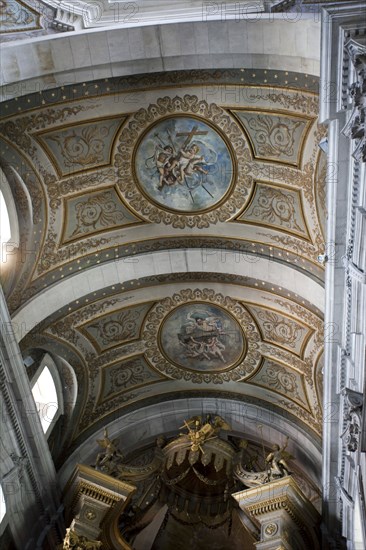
[134, 116, 234, 212]
[160, 303, 245, 372]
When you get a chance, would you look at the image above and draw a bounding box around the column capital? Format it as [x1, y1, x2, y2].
[62, 464, 136, 550]
[233, 476, 320, 550]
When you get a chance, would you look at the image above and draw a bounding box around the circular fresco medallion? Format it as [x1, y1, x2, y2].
[159, 303, 245, 372]
[134, 116, 234, 213]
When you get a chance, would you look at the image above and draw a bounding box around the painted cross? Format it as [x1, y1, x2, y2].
[176, 125, 208, 148]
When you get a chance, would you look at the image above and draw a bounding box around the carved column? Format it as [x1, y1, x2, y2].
[232, 476, 320, 550]
[62, 464, 136, 550]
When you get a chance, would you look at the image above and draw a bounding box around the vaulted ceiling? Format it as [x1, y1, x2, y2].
[0, 67, 326, 475]
[0, 3, 330, 512]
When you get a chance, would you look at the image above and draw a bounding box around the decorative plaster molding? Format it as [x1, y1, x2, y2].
[233, 476, 320, 549]
[42, 0, 267, 28]
[342, 255, 366, 284]
[342, 39, 366, 163]
[340, 388, 363, 453]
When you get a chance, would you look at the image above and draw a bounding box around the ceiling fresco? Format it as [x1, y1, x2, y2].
[158, 302, 246, 372]
[134, 115, 234, 213]
[0, 69, 325, 477]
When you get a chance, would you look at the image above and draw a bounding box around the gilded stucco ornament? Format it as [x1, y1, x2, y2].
[93, 429, 164, 481]
[59, 528, 102, 550]
[95, 428, 124, 470]
[142, 289, 261, 383]
[114, 95, 252, 228]
[84, 510, 97, 521]
[264, 523, 278, 537]
[180, 415, 231, 453]
[234, 435, 293, 488]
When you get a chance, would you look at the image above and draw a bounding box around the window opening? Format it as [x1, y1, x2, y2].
[31, 366, 59, 433]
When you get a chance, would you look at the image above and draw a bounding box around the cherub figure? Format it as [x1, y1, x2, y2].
[205, 336, 225, 362]
[177, 143, 208, 183]
[265, 436, 293, 480]
[181, 336, 210, 361]
[154, 144, 178, 189]
[95, 428, 124, 471]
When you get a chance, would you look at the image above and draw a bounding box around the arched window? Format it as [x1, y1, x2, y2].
[31, 354, 63, 436]
[0, 190, 11, 264]
[353, 489, 365, 549]
[0, 483, 6, 524]
[0, 168, 19, 265]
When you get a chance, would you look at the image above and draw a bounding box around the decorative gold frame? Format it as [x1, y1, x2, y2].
[236, 179, 312, 242]
[33, 114, 127, 177]
[142, 289, 262, 384]
[229, 107, 315, 169]
[115, 95, 253, 228]
[157, 300, 247, 373]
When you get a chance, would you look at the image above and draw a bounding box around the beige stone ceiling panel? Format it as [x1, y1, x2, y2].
[236, 180, 311, 240]
[0, 20, 321, 97]
[61, 186, 142, 244]
[230, 109, 313, 167]
[79, 301, 153, 353]
[246, 303, 313, 357]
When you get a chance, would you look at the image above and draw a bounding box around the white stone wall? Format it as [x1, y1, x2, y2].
[1, 18, 320, 100]
[320, 3, 366, 548]
[0, 287, 64, 549]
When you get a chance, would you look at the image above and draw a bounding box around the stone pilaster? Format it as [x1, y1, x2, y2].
[62, 464, 136, 550]
[0, 287, 64, 549]
[232, 476, 320, 550]
[319, 3, 366, 547]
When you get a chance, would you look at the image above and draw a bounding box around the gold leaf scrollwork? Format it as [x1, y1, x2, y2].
[115, 95, 252, 228]
[249, 187, 303, 233]
[89, 309, 140, 345]
[61, 528, 102, 550]
[259, 363, 301, 400]
[49, 124, 112, 167]
[257, 310, 305, 348]
[247, 115, 303, 158]
[107, 358, 157, 396]
[71, 190, 126, 237]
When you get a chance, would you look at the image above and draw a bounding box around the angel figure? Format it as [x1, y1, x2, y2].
[176, 143, 208, 183]
[265, 436, 293, 480]
[95, 428, 124, 471]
